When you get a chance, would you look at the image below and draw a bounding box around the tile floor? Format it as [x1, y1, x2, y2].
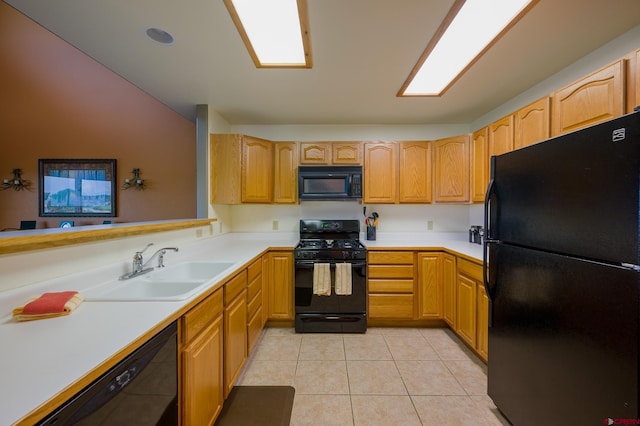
[236, 327, 509, 426]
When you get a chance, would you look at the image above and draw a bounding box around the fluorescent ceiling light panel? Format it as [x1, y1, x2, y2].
[400, 0, 535, 96]
[225, 0, 312, 68]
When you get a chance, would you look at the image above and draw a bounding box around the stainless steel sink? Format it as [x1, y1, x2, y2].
[85, 261, 235, 301]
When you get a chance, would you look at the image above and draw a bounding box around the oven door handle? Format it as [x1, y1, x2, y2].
[295, 261, 367, 268]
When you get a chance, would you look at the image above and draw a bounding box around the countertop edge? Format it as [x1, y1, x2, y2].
[0, 218, 217, 255]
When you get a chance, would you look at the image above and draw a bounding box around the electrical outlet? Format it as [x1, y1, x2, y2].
[427, 220, 433, 231]
[195, 229, 203, 238]
[272, 220, 279, 230]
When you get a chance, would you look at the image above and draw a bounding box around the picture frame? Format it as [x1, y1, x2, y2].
[39, 159, 117, 217]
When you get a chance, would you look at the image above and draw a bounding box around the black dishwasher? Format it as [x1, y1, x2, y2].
[37, 322, 178, 426]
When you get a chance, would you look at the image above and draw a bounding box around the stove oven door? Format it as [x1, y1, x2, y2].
[294, 260, 367, 333]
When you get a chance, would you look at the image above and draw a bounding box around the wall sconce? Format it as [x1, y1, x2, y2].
[1, 169, 32, 191]
[122, 168, 146, 190]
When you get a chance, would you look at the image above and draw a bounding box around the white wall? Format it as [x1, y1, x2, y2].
[205, 25, 639, 236]
[207, 123, 475, 235]
[471, 24, 640, 129]
[226, 202, 471, 234]
[229, 124, 470, 142]
[0, 224, 217, 292]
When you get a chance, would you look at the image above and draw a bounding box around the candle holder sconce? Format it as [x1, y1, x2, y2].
[1, 169, 32, 191]
[122, 168, 146, 190]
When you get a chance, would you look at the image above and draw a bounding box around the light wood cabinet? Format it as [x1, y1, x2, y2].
[433, 135, 470, 203]
[210, 134, 273, 204]
[223, 271, 248, 397]
[299, 142, 362, 165]
[442, 253, 457, 328]
[181, 288, 224, 426]
[262, 254, 270, 326]
[246, 258, 264, 354]
[368, 251, 415, 319]
[634, 49, 640, 113]
[476, 281, 489, 362]
[363, 142, 397, 203]
[456, 258, 488, 362]
[514, 97, 550, 149]
[456, 267, 477, 348]
[416, 252, 442, 319]
[273, 142, 298, 204]
[299, 142, 331, 164]
[470, 127, 489, 203]
[489, 115, 514, 157]
[399, 141, 432, 203]
[266, 251, 294, 320]
[332, 142, 362, 164]
[242, 137, 273, 203]
[552, 59, 625, 136]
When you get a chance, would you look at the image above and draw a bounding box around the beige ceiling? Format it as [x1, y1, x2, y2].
[5, 0, 640, 125]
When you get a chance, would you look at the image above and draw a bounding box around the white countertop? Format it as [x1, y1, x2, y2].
[0, 231, 482, 425]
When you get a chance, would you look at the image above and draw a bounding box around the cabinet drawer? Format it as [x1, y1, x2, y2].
[369, 294, 414, 319]
[247, 258, 262, 283]
[247, 273, 262, 301]
[368, 251, 414, 265]
[458, 258, 483, 281]
[368, 279, 414, 294]
[368, 264, 414, 279]
[182, 288, 223, 344]
[225, 270, 248, 305]
[247, 289, 262, 318]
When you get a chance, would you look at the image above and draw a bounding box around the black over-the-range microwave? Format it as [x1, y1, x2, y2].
[298, 165, 362, 201]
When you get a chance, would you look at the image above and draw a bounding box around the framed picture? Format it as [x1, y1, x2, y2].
[39, 159, 117, 217]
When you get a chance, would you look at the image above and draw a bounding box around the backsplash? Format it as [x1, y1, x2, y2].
[216, 202, 477, 234]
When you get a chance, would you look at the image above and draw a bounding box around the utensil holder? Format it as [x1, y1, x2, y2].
[366, 226, 376, 241]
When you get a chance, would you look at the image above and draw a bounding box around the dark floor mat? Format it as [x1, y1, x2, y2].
[215, 386, 295, 426]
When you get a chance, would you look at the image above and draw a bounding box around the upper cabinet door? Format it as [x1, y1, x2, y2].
[552, 59, 625, 136]
[514, 97, 550, 149]
[299, 142, 330, 164]
[241, 136, 273, 203]
[210, 134, 242, 204]
[364, 142, 397, 203]
[332, 142, 362, 164]
[398, 141, 432, 203]
[300, 142, 362, 164]
[273, 142, 298, 204]
[470, 127, 489, 203]
[489, 115, 514, 157]
[433, 135, 470, 203]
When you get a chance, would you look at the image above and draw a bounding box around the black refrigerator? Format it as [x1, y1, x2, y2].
[484, 110, 640, 425]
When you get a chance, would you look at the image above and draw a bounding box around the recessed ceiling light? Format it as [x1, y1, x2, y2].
[399, 0, 537, 96]
[146, 27, 175, 45]
[224, 0, 312, 68]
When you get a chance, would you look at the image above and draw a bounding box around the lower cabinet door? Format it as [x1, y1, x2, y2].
[224, 290, 248, 397]
[476, 282, 489, 361]
[247, 304, 263, 354]
[456, 273, 477, 347]
[182, 315, 223, 426]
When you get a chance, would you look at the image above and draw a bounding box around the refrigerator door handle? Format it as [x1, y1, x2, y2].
[483, 240, 496, 328]
[484, 156, 497, 241]
[483, 160, 497, 327]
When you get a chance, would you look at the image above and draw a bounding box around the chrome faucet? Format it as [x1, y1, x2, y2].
[119, 243, 179, 280]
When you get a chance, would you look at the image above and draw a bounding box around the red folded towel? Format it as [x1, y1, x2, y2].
[13, 291, 84, 321]
[23, 291, 78, 314]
